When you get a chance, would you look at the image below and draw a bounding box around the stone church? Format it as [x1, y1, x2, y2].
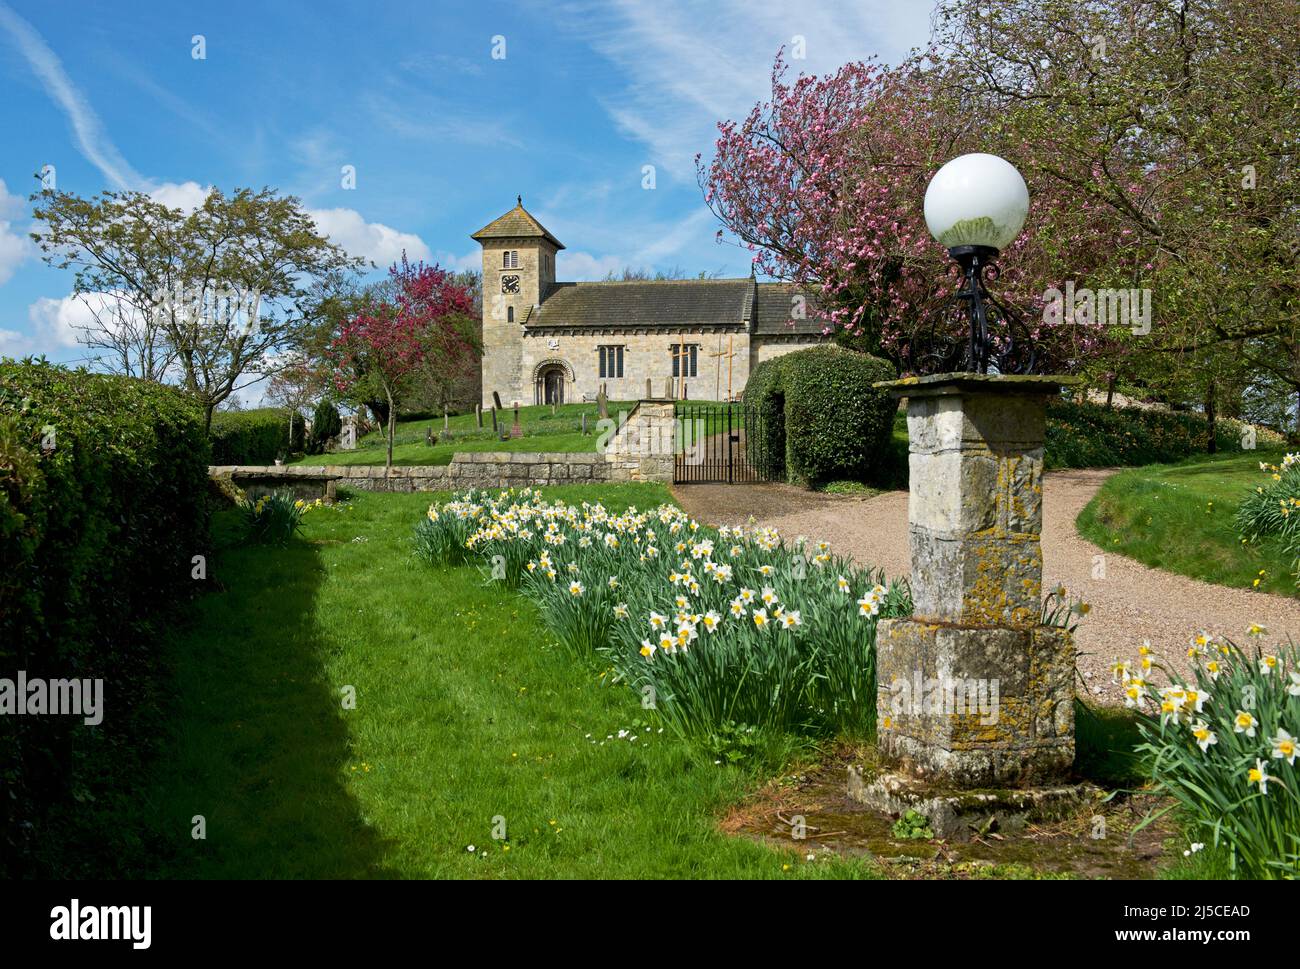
[473, 199, 828, 408]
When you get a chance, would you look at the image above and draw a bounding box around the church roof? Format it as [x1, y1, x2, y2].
[753, 282, 828, 336]
[519, 278, 824, 334]
[524, 279, 751, 329]
[471, 199, 565, 249]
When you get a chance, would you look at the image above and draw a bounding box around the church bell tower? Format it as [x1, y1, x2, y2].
[471, 196, 564, 408]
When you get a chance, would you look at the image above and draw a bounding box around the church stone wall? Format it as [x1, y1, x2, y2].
[502, 329, 764, 404]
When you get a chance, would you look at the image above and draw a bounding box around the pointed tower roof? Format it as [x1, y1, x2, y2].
[471, 196, 565, 249]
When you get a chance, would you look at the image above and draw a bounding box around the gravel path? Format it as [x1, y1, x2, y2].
[671, 469, 1300, 705]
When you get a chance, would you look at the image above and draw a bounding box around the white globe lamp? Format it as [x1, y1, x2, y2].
[924, 153, 1029, 253]
[921, 154, 1032, 373]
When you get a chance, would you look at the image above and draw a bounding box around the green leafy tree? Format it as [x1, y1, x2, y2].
[31, 185, 362, 432]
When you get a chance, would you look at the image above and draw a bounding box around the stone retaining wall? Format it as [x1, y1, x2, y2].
[211, 399, 680, 494]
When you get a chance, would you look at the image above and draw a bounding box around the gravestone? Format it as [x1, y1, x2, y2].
[581, 413, 588, 435]
[475, 404, 483, 428]
[492, 391, 503, 411]
[598, 383, 609, 419]
[510, 403, 523, 439]
[851, 373, 1087, 837]
[490, 407, 498, 433]
[443, 406, 450, 431]
[339, 416, 358, 451]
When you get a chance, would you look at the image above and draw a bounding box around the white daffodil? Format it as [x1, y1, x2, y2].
[1233, 711, 1258, 738]
[1271, 728, 1297, 766]
[1123, 680, 1146, 710]
[1247, 758, 1270, 794]
[1191, 720, 1217, 753]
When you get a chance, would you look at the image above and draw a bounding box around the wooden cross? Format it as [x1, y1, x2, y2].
[708, 334, 738, 401]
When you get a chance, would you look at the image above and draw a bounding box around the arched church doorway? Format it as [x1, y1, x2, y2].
[536, 364, 566, 405]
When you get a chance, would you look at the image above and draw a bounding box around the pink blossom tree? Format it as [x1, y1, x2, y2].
[697, 52, 1132, 375]
[328, 256, 477, 472]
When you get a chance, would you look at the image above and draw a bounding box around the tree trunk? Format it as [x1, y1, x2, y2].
[1205, 382, 1218, 454]
[203, 402, 215, 436]
[385, 386, 395, 475]
[1105, 374, 1116, 409]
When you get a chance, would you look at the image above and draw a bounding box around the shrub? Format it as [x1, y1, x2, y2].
[0, 359, 210, 873]
[743, 346, 897, 487]
[308, 400, 342, 455]
[210, 407, 304, 464]
[416, 488, 912, 739]
[1044, 399, 1254, 470]
[1131, 633, 1300, 879]
[1235, 453, 1300, 581]
[740, 356, 787, 479]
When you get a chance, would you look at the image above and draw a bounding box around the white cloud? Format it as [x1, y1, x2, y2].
[0, 327, 29, 356]
[149, 181, 213, 213]
[0, 2, 143, 190]
[309, 207, 432, 267]
[559, 251, 627, 281]
[27, 293, 96, 350]
[561, 0, 936, 183]
[0, 179, 30, 286]
[434, 249, 486, 274]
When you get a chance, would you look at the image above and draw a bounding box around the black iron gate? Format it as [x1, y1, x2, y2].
[674, 402, 783, 484]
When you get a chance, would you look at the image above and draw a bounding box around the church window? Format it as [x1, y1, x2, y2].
[671, 343, 698, 378]
[507, 306, 514, 323]
[502, 250, 519, 269]
[598, 345, 624, 379]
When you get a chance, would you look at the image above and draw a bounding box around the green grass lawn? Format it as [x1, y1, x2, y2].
[292, 431, 602, 467]
[1076, 448, 1297, 596]
[293, 399, 737, 468]
[120, 484, 881, 879]
[292, 401, 632, 467]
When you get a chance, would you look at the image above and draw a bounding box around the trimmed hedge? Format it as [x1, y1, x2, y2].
[210, 407, 304, 464]
[1045, 399, 1256, 470]
[743, 346, 897, 487]
[0, 359, 210, 873]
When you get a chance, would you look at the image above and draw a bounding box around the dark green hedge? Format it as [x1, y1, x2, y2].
[743, 346, 897, 487]
[0, 359, 210, 873]
[210, 407, 303, 464]
[1045, 399, 1245, 469]
[308, 399, 341, 455]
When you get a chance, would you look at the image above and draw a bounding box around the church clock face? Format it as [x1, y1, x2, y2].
[501, 274, 521, 294]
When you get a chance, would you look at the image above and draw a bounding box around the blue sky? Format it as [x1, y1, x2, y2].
[0, 0, 936, 367]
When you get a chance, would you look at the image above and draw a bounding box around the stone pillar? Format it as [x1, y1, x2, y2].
[873, 374, 1077, 788]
